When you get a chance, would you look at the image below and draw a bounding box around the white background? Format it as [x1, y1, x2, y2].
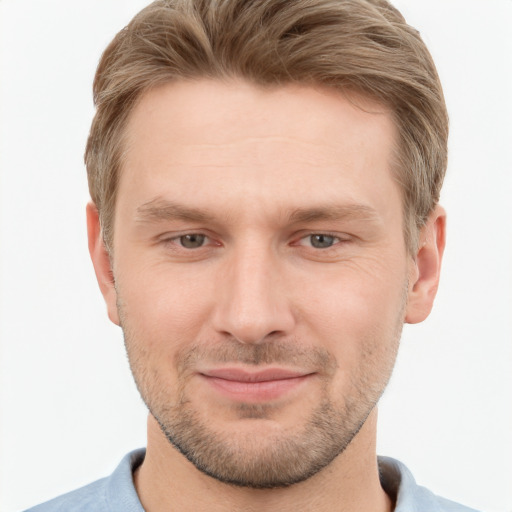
[1, 1, 511, 511]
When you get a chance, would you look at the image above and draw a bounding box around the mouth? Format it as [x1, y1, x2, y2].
[198, 367, 315, 402]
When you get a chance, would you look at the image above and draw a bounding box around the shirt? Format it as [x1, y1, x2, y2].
[24, 449, 481, 511]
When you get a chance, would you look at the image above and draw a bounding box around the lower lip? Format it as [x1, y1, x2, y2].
[200, 374, 312, 402]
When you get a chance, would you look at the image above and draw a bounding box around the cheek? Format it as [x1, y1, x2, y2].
[295, 254, 407, 329]
[115, 261, 217, 364]
[293, 257, 406, 378]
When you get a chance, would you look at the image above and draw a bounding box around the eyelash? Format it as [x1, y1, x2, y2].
[161, 232, 349, 251]
[163, 233, 214, 250]
[295, 233, 346, 249]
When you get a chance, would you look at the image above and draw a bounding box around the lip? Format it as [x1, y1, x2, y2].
[198, 367, 314, 402]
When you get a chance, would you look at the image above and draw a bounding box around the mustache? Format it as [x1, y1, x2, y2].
[176, 338, 338, 375]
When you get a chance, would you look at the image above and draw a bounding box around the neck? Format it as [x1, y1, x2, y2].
[134, 409, 393, 512]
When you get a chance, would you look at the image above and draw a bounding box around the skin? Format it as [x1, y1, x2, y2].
[88, 80, 445, 512]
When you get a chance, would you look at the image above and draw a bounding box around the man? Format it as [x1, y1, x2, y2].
[25, 0, 478, 510]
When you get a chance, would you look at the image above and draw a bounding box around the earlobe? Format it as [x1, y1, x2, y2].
[405, 205, 446, 324]
[86, 202, 120, 326]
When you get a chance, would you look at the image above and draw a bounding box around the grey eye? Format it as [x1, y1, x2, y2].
[310, 234, 336, 249]
[179, 234, 206, 248]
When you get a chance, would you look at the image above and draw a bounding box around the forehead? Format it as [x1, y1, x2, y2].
[124, 79, 393, 155]
[118, 80, 399, 224]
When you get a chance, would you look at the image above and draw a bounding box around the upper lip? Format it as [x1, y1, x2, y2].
[200, 368, 314, 383]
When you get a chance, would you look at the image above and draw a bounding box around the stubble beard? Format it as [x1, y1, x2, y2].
[119, 294, 405, 489]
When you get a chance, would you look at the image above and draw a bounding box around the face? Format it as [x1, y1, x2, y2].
[90, 80, 433, 488]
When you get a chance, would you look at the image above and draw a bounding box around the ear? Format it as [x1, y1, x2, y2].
[86, 202, 120, 326]
[405, 205, 446, 324]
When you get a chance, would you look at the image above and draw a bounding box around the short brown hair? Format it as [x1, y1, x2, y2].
[85, 0, 448, 252]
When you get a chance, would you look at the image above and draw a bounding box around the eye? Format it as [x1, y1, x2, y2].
[308, 234, 337, 249]
[178, 234, 207, 249]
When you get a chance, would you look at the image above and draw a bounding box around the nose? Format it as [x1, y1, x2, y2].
[212, 243, 296, 344]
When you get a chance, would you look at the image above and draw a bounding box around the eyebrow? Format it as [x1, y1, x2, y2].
[135, 198, 381, 226]
[135, 199, 212, 224]
[286, 204, 381, 224]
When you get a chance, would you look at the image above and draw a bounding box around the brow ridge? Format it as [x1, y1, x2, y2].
[135, 199, 211, 223]
[135, 198, 381, 226]
[286, 204, 381, 224]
